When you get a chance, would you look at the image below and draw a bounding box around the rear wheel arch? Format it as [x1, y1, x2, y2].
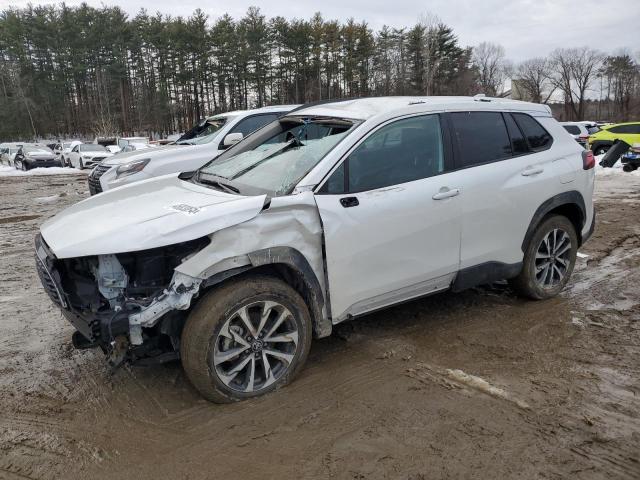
[522, 192, 586, 252]
[201, 247, 331, 339]
[591, 140, 612, 154]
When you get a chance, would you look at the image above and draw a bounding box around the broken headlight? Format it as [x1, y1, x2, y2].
[116, 158, 150, 179]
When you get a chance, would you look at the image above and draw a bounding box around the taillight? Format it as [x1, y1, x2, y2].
[582, 150, 595, 170]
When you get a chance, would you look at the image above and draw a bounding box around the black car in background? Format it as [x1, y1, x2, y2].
[14, 144, 63, 170]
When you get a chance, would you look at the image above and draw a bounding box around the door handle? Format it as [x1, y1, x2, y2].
[521, 166, 544, 176]
[340, 196, 359, 208]
[432, 187, 460, 200]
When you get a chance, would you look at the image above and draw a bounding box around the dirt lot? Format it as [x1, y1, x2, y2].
[1, 169, 639, 480]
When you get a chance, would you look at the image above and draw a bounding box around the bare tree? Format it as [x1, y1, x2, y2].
[472, 42, 508, 96]
[514, 58, 555, 103]
[549, 47, 604, 120]
[416, 13, 440, 95]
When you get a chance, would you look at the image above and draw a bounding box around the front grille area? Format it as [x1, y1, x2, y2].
[34, 236, 67, 309]
[88, 164, 110, 195]
[35, 254, 64, 307]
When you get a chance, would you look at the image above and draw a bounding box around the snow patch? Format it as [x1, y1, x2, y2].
[594, 154, 640, 177]
[34, 193, 68, 204]
[445, 369, 530, 410]
[0, 165, 87, 177]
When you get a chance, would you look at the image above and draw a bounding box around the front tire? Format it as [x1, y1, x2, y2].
[510, 215, 578, 300]
[181, 275, 313, 403]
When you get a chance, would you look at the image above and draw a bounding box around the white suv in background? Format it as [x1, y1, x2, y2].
[560, 122, 591, 147]
[88, 105, 298, 194]
[36, 96, 595, 403]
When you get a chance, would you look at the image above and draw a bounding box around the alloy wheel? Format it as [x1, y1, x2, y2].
[213, 300, 299, 393]
[535, 228, 572, 288]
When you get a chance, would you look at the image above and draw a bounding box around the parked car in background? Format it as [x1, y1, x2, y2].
[105, 145, 121, 154]
[38, 96, 595, 402]
[56, 140, 83, 165]
[588, 121, 640, 155]
[577, 121, 600, 134]
[120, 142, 155, 153]
[118, 136, 149, 151]
[88, 105, 298, 194]
[14, 144, 62, 170]
[560, 122, 590, 147]
[0, 142, 23, 166]
[621, 143, 640, 172]
[67, 143, 114, 169]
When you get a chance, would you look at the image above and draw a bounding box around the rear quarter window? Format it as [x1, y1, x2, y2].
[512, 113, 553, 151]
[563, 125, 581, 135]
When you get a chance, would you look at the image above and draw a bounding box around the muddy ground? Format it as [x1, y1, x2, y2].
[0, 171, 639, 480]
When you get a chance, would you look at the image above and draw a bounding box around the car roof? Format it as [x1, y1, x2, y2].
[205, 104, 300, 121]
[290, 96, 552, 121]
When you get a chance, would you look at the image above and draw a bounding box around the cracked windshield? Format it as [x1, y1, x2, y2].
[198, 117, 354, 195]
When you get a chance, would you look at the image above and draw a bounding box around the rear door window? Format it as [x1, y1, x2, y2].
[512, 113, 553, 151]
[450, 111, 512, 167]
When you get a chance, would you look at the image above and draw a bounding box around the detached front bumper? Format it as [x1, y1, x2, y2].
[35, 234, 206, 365]
[34, 235, 129, 348]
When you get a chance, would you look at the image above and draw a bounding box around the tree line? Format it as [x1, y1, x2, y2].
[0, 4, 638, 141]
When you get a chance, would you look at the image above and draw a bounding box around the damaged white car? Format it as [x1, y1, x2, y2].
[36, 96, 595, 402]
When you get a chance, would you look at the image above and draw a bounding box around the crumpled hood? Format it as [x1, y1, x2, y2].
[41, 174, 267, 258]
[102, 144, 188, 166]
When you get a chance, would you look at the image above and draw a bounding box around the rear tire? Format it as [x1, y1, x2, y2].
[509, 215, 578, 300]
[181, 275, 312, 403]
[593, 145, 609, 156]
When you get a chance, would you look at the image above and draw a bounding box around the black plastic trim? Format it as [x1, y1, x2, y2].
[452, 261, 522, 292]
[521, 191, 586, 252]
[203, 248, 331, 338]
[582, 209, 596, 244]
[246, 247, 330, 338]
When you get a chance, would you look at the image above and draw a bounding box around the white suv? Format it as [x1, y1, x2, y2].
[36, 96, 595, 402]
[88, 105, 298, 195]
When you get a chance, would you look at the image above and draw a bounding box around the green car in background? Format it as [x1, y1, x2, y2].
[588, 122, 640, 155]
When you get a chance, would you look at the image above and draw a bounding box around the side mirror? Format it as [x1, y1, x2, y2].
[223, 132, 243, 148]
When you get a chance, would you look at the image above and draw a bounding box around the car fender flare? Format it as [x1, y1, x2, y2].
[522, 191, 586, 252]
[203, 247, 331, 338]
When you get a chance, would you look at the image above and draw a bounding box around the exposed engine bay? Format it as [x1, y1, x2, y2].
[35, 235, 210, 366]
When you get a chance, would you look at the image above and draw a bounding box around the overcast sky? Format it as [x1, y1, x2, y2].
[2, 0, 639, 61]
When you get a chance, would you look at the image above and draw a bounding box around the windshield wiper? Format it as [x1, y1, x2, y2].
[198, 174, 240, 194]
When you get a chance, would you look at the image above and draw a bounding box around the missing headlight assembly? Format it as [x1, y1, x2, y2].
[35, 235, 210, 366]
